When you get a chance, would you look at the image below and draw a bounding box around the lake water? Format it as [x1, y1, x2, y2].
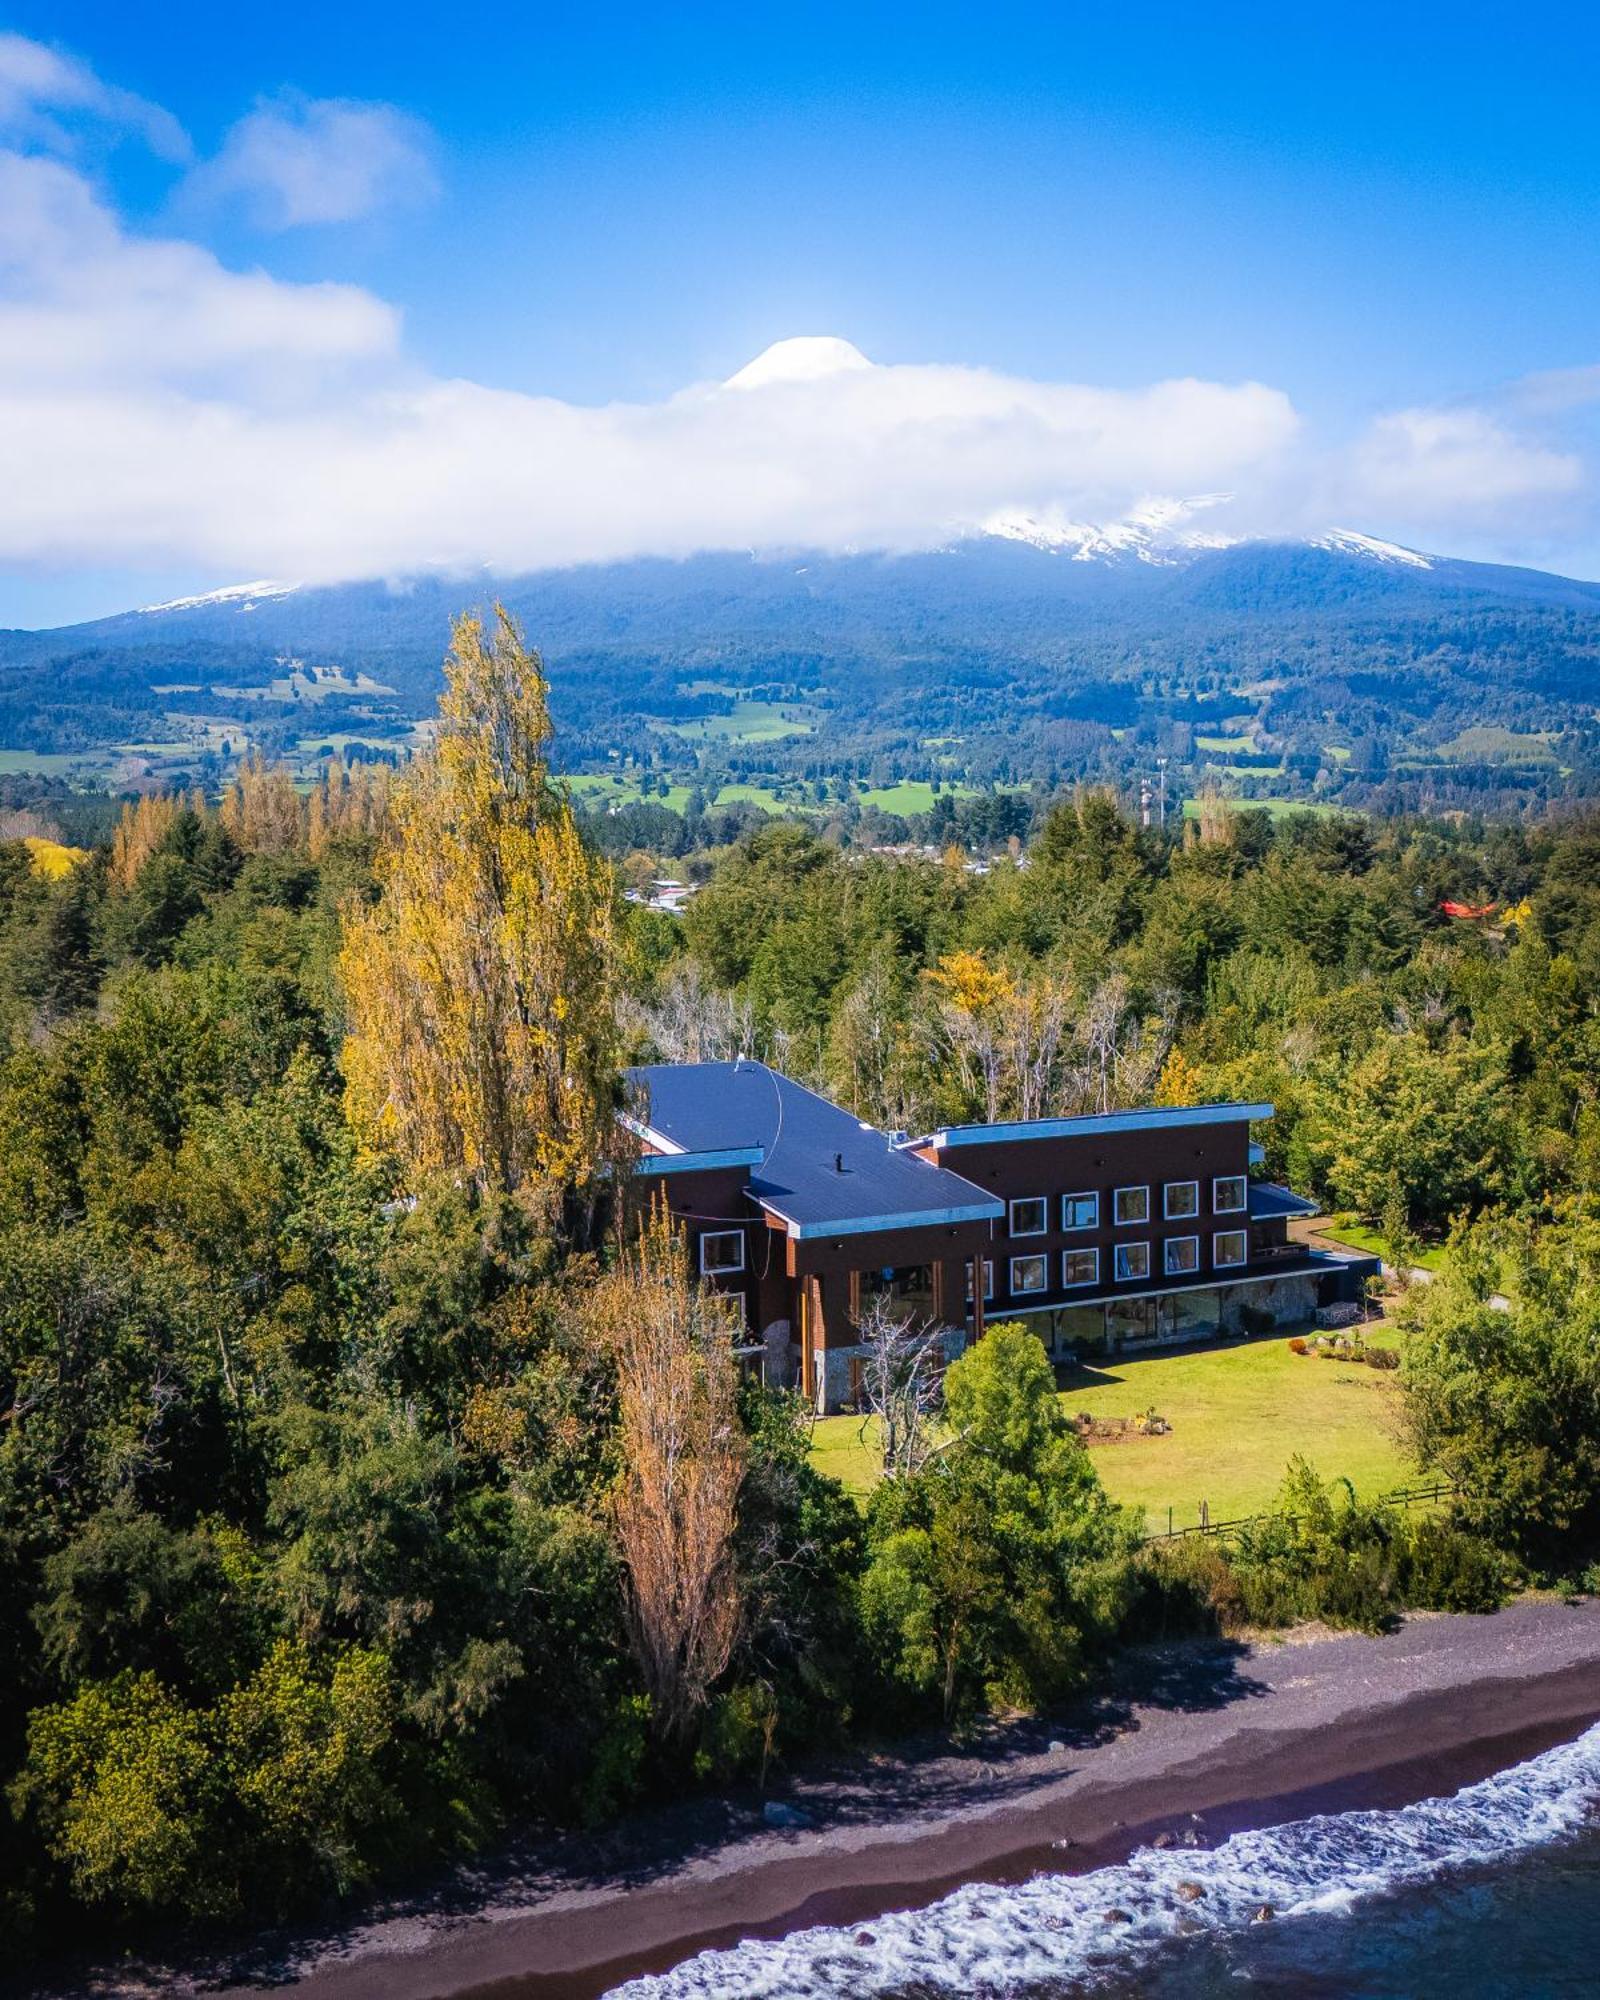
[610, 1722, 1600, 1998]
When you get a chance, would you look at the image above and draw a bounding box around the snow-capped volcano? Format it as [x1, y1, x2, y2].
[1307, 529, 1434, 570]
[725, 337, 874, 389]
[981, 495, 1241, 565]
[139, 579, 301, 614]
[978, 498, 1435, 571]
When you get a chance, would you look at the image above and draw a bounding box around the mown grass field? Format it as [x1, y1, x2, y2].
[809, 1333, 1418, 1531]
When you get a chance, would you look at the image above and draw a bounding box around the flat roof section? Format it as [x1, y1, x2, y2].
[916, 1102, 1274, 1149]
[1248, 1180, 1321, 1220]
[627, 1061, 1003, 1239]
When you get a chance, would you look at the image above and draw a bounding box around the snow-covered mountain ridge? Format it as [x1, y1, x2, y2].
[130, 514, 1441, 620]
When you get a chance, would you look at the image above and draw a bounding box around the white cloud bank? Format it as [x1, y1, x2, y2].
[0, 36, 1594, 595]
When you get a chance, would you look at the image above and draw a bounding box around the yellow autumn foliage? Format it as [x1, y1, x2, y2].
[338, 606, 623, 1210]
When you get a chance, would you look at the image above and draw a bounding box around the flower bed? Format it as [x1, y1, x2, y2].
[1289, 1333, 1398, 1370]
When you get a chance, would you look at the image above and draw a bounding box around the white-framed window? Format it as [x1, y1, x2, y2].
[1164, 1235, 1200, 1276]
[1062, 1248, 1099, 1289]
[966, 1256, 996, 1302]
[1213, 1175, 1248, 1214]
[1061, 1190, 1099, 1231]
[1213, 1228, 1248, 1268]
[1164, 1180, 1199, 1220]
[1009, 1196, 1048, 1237]
[1009, 1253, 1049, 1295]
[699, 1229, 745, 1275]
[1113, 1185, 1150, 1226]
[1114, 1240, 1150, 1282]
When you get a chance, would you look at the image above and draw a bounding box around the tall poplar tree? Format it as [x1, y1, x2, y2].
[339, 606, 623, 1219]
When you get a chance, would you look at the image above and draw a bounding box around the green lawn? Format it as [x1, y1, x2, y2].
[810, 1334, 1418, 1531]
[1318, 1218, 1445, 1272]
[1195, 733, 1254, 753]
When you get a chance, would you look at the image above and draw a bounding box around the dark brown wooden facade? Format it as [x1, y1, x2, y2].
[628, 1064, 1373, 1413]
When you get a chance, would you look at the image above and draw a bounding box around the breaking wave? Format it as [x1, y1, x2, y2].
[609, 1721, 1600, 1998]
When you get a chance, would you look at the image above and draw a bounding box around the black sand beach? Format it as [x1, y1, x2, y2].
[36, 1598, 1600, 2000]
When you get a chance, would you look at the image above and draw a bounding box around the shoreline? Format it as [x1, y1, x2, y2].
[545, 1666, 1600, 2000]
[35, 1598, 1600, 2000]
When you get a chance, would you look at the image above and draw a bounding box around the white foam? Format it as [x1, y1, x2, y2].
[610, 1722, 1600, 1998]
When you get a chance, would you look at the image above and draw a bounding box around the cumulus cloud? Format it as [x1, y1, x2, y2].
[187, 93, 437, 229]
[0, 160, 1311, 582]
[0, 32, 189, 162]
[0, 37, 1595, 592]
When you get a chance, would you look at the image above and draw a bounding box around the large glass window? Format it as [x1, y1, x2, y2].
[1164, 1180, 1199, 1219]
[1213, 1228, 1248, 1268]
[1062, 1248, 1099, 1288]
[1114, 1240, 1150, 1282]
[1009, 1253, 1049, 1294]
[861, 1265, 934, 1310]
[1009, 1196, 1048, 1237]
[699, 1230, 745, 1275]
[1062, 1190, 1099, 1231]
[1113, 1185, 1150, 1226]
[1165, 1235, 1200, 1276]
[1213, 1175, 1248, 1214]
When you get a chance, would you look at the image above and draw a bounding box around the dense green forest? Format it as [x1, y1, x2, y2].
[1, 616, 1598, 1964]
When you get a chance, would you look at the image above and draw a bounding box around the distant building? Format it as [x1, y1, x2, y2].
[627, 1062, 1375, 1412]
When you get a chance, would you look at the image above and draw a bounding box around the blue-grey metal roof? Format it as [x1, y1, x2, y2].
[627, 1061, 1002, 1239]
[921, 1102, 1274, 1148]
[1248, 1180, 1321, 1220]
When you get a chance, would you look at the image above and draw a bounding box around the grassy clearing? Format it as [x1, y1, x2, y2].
[0, 750, 83, 776]
[713, 783, 786, 810]
[1432, 725, 1557, 764]
[1317, 1218, 1445, 1272]
[1195, 733, 1254, 753]
[661, 700, 814, 743]
[1180, 795, 1347, 823]
[809, 1333, 1418, 1530]
[215, 668, 396, 703]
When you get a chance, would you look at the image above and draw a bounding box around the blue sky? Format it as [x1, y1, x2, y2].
[3, 3, 1599, 621]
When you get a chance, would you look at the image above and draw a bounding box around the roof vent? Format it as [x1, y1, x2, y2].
[834, 1152, 845, 1174]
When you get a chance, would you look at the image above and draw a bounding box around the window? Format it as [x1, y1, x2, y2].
[1062, 1248, 1099, 1289]
[966, 1257, 996, 1301]
[1114, 1241, 1150, 1282]
[1213, 1175, 1248, 1214]
[1061, 1190, 1099, 1231]
[699, 1230, 745, 1275]
[1113, 1185, 1150, 1226]
[1164, 1180, 1199, 1220]
[1009, 1254, 1048, 1295]
[1164, 1235, 1200, 1276]
[1009, 1196, 1048, 1237]
[1213, 1229, 1248, 1268]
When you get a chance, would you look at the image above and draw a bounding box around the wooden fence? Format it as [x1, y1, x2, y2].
[1139, 1479, 1462, 1547]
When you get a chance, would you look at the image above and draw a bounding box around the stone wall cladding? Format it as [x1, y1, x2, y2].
[814, 1323, 970, 1415]
[1219, 1274, 1317, 1333]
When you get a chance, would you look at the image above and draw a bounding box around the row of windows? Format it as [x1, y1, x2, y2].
[697, 1183, 1254, 1282]
[972, 1229, 1250, 1300]
[1008, 1177, 1246, 1237]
